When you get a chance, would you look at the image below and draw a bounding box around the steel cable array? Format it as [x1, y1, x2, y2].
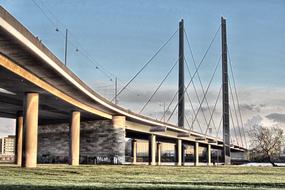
[30, 0, 248, 147]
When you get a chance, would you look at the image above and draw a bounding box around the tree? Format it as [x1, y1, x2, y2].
[248, 125, 285, 166]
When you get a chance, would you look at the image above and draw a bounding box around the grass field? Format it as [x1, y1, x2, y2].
[0, 164, 285, 190]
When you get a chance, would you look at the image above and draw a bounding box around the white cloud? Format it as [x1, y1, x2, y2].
[115, 85, 285, 147]
[1, 86, 284, 148]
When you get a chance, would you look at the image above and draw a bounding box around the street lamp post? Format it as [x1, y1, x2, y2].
[64, 29, 68, 66]
[55, 28, 68, 66]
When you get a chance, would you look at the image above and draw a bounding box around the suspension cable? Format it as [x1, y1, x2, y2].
[215, 109, 241, 147]
[228, 49, 248, 148]
[162, 25, 221, 123]
[185, 89, 203, 132]
[185, 116, 192, 130]
[167, 26, 221, 124]
[160, 90, 178, 121]
[168, 55, 221, 124]
[229, 106, 240, 146]
[229, 80, 244, 147]
[216, 115, 223, 139]
[204, 85, 222, 136]
[184, 29, 217, 132]
[139, 58, 178, 113]
[228, 76, 241, 130]
[114, 29, 178, 100]
[189, 55, 221, 129]
[184, 58, 210, 130]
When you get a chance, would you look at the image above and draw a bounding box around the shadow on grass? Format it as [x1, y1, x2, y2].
[1, 182, 285, 190]
[0, 185, 203, 190]
[0, 185, 251, 190]
[117, 181, 285, 187]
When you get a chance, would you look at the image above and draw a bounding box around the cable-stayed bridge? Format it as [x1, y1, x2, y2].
[0, 6, 246, 168]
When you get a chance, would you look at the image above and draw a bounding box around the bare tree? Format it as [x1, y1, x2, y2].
[248, 125, 285, 166]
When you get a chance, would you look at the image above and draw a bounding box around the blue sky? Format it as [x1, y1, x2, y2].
[0, 0, 285, 143]
[2, 0, 285, 88]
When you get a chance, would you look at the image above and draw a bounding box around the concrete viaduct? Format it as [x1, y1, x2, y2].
[0, 6, 245, 168]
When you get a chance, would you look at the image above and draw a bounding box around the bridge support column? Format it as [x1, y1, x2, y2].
[132, 139, 137, 164]
[149, 134, 156, 165]
[112, 115, 126, 128]
[194, 142, 199, 166]
[176, 139, 182, 166]
[70, 111, 80, 166]
[182, 144, 185, 166]
[22, 93, 39, 168]
[15, 112, 23, 166]
[207, 144, 212, 166]
[157, 142, 161, 165]
[112, 116, 126, 164]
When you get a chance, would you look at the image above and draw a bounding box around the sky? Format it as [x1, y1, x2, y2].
[0, 0, 285, 148]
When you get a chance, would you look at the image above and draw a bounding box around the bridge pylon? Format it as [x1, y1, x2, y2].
[221, 17, 231, 165]
[178, 19, 185, 128]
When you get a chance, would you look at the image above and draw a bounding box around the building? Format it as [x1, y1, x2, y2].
[0, 135, 15, 162]
[0, 135, 15, 155]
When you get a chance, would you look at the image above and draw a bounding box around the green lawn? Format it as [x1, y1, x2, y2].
[0, 164, 285, 190]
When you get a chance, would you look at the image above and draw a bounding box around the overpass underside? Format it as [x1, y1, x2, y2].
[0, 63, 102, 123]
[0, 6, 245, 168]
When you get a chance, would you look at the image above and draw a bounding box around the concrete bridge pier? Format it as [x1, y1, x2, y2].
[22, 92, 39, 168]
[207, 144, 212, 166]
[182, 144, 185, 166]
[15, 112, 23, 166]
[149, 134, 156, 165]
[176, 139, 182, 166]
[132, 139, 137, 164]
[112, 115, 126, 164]
[194, 142, 199, 166]
[157, 142, 161, 165]
[69, 111, 81, 166]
